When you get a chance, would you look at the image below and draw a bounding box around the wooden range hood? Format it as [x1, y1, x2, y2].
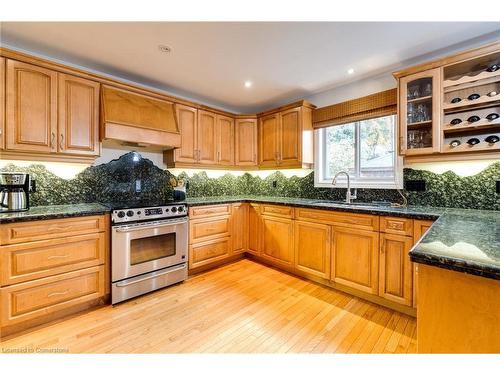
[100, 86, 181, 149]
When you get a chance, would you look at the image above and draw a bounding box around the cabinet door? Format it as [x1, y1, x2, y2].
[247, 203, 261, 255]
[259, 113, 279, 167]
[294, 221, 331, 279]
[261, 215, 294, 267]
[216, 114, 235, 165]
[279, 107, 302, 167]
[58, 73, 100, 156]
[235, 119, 257, 166]
[197, 110, 217, 164]
[379, 233, 414, 306]
[6, 60, 57, 153]
[232, 203, 249, 254]
[331, 226, 379, 295]
[174, 104, 198, 163]
[399, 68, 441, 156]
[0, 57, 5, 150]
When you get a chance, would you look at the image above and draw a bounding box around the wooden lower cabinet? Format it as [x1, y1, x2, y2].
[294, 221, 331, 279]
[0, 214, 109, 335]
[0, 232, 106, 286]
[0, 265, 105, 328]
[379, 233, 414, 306]
[189, 237, 231, 269]
[261, 215, 294, 268]
[231, 203, 249, 254]
[331, 226, 379, 295]
[247, 203, 262, 255]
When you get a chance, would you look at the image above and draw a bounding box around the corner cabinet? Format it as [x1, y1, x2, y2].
[235, 118, 258, 166]
[398, 68, 441, 156]
[258, 101, 315, 169]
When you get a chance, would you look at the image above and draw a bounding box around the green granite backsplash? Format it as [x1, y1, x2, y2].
[1, 153, 499, 210]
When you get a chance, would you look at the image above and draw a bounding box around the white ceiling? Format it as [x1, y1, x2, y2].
[1, 22, 499, 113]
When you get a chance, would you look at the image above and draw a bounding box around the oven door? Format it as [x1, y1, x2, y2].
[112, 217, 188, 282]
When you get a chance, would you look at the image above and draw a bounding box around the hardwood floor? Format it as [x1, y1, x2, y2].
[0, 259, 417, 353]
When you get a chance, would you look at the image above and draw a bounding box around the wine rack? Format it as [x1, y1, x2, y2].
[395, 42, 500, 161]
[441, 50, 500, 156]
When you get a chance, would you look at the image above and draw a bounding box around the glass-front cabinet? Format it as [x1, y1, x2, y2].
[399, 68, 441, 155]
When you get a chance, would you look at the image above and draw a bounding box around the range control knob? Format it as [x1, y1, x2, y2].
[126, 210, 134, 217]
[178, 206, 184, 212]
[171, 206, 178, 213]
[117, 211, 125, 218]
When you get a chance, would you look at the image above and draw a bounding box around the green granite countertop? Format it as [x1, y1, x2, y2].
[0, 203, 109, 224]
[184, 196, 444, 220]
[410, 208, 500, 280]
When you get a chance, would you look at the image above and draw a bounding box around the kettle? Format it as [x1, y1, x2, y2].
[0, 188, 28, 211]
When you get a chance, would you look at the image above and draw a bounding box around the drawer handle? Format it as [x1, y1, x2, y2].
[47, 290, 69, 298]
[47, 254, 70, 260]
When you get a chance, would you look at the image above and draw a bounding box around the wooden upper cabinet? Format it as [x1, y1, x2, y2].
[174, 104, 198, 163]
[5, 59, 58, 153]
[58, 74, 100, 156]
[216, 114, 235, 165]
[258, 102, 315, 169]
[379, 233, 414, 306]
[294, 221, 331, 279]
[331, 226, 379, 295]
[197, 110, 217, 165]
[399, 68, 441, 156]
[261, 215, 294, 268]
[279, 107, 301, 167]
[259, 113, 279, 167]
[0, 57, 5, 150]
[235, 118, 257, 166]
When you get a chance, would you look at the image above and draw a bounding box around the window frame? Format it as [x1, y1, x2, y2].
[314, 114, 403, 189]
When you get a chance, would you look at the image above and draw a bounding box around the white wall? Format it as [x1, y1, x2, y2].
[305, 30, 500, 108]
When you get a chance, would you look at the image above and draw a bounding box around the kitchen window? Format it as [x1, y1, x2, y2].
[314, 114, 402, 189]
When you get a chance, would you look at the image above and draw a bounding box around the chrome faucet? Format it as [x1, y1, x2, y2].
[332, 171, 357, 204]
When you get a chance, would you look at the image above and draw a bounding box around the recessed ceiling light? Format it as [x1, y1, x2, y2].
[347, 68, 355, 75]
[158, 45, 172, 53]
[244, 81, 252, 88]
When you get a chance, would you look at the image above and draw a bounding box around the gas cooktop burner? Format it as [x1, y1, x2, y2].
[106, 201, 187, 224]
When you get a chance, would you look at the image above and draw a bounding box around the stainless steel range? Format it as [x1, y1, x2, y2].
[109, 202, 188, 304]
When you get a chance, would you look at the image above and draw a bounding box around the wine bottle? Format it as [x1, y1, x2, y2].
[467, 115, 480, 123]
[466, 138, 480, 146]
[450, 118, 462, 125]
[486, 113, 499, 121]
[468, 93, 480, 101]
[486, 64, 499, 73]
[451, 97, 462, 104]
[485, 135, 499, 144]
[449, 139, 461, 147]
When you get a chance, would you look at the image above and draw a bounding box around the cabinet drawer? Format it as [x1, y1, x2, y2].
[260, 204, 294, 218]
[0, 265, 105, 327]
[189, 217, 231, 243]
[1, 233, 106, 286]
[295, 208, 379, 231]
[0, 215, 107, 245]
[380, 216, 413, 236]
[189, 204, 231, 219]
[189, 237, 231, 269]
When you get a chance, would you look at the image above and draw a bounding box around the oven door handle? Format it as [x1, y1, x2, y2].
[115, 264, 187, 287]
[115, 218, 188, 233]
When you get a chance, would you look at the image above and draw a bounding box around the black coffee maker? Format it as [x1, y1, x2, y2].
[0, 173, 32, 212]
